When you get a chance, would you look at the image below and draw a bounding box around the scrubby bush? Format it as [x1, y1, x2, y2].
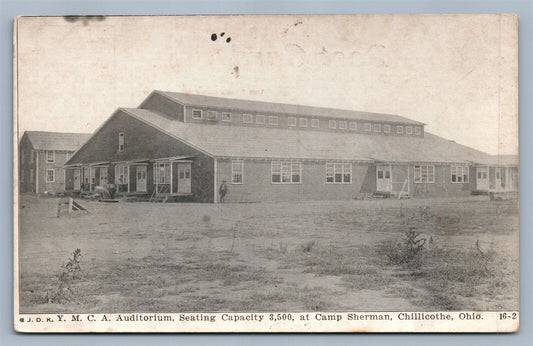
[377, 227, 426, 266]
[300, 240, 316, 253]
[46, 248, 83, 303]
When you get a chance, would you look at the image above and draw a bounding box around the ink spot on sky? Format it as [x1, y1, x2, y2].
[211, 33, 217, 41]
[220, 32, 225, 37]
[226, 37, 231, 43]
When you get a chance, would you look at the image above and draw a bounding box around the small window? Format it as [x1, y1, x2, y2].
[192, 109, 203, 119]
[46, 150, 55, 163]
[311, 119, 319, 128]
[30, 170, 34, 182]
[222, 112, 232, 121]
[325, 162, 351, 184]
[65, 152, 71, 161]
[21, 169, 25, 182]
[243, 114, 253, 124]
[207, 111, 217, 120]
[288, 117, 297, 127]
[384, 124, 391, 133]
[256, 114, 265, 124]
[30, 150, 34, 163]
[231, 160, 243, 184]
[329, 120, 337, 129]
[21, 150, 25, 163]
[46, 169, 55, 182]
[339, 121, 347, 129]
[406, 126, 413, 135]
[271, 161, 301, 184]
[414, 127, 422, 135]
[374, 124, 381, 132]
[397, 126, 404, 134]
[118, 132, 125, 152]
[291, 162, 301, 183]
[349, 122, 357, 130]
[299, 118, 308, 127]
[268, 116, 278, 126]
[364, 123, 372, 132]
[451, 165, 469, 183]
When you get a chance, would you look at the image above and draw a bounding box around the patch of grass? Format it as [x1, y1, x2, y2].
[379, 234, 511, 310]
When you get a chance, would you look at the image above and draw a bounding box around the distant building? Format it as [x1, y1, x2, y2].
[65, 91, 518, 202]
[19, 131, 91, 194]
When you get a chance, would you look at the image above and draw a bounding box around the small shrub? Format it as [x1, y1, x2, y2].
[300, 240, 316, 253]
[377, 228, 426, 266]
[47, 249, 83, 303]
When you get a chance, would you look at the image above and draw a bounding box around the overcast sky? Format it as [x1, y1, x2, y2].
[15, 14, 518, 155]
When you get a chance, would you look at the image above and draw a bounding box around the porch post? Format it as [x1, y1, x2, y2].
[155, 163, 158, 193]
[35, 152, 39, 193]
[170, 161, 173, 194]
[407, 164, 410, 195]
[127, 165, 130, 193]
[487, 166, 490, 191]
[214, 158, 218, 204]
[389, 163, 393, 192]
[506, 167, 510, 191]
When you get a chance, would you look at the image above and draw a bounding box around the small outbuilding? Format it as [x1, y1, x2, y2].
[19, 131, 91, 194]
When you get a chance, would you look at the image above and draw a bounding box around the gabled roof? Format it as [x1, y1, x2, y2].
[154, 91, 424, 126]
[22, 131, 91, 151]
[120, 108, 492, 164]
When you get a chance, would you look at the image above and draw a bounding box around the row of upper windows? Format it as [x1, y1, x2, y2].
[190, 109, 422, 135]
[20, 150, 73, 163]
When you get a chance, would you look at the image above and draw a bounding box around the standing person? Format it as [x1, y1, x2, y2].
[219, 180, 228, 203]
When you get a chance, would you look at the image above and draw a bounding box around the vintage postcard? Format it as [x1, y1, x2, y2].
[13, 14, 519, 333]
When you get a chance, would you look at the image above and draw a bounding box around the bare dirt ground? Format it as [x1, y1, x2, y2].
[17, 195, 519, 313]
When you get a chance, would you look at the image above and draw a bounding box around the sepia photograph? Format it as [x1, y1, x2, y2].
[13, 14, 519, 332]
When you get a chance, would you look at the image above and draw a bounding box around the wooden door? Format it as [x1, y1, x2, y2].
[494, 168, 502, 191]
[476, 167, 489, 191]
[73, 169, 81, 190]
[99, 167, 108, 187]
[136, 166, 147, 192]
[376, 166, 392, 192]
[177, 163, 191, 194]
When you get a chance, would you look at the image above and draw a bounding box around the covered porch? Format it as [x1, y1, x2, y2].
[113, 155, 194, 199]
[474, 165, 518, 195]
[65, 155, 195, 200]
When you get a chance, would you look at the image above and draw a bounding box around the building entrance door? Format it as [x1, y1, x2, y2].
[494, 168, 502, 191]
[99, 167, 108, 187]
[476, 167, 489, 191]
[73, 169, 81, 190]
[177, 163, 191, 194]
[136, 166, 147, 193]
[376, 165, 392, 192]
